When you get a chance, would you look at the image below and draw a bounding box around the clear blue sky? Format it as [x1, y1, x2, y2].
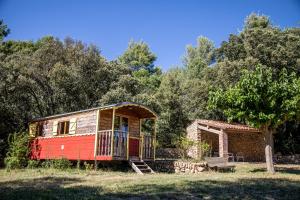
[1, 0, 299, 70]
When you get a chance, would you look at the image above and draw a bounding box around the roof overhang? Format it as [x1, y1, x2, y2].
[31, 102, 158, 122]
[196, 119, 261, 134]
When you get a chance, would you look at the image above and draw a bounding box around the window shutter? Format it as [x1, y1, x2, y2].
[52, 121, 58, 136]
[69, 118, 77, 134]
[29, 123, 37, 137]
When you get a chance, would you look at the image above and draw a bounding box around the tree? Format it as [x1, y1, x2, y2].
[208, 65, 300, 173]
[156, 69, 189, 147]
[0, 20, 10, 41]
[118, 40, 157, 73]
[217, 13, 300, 74]
[183, 36, 215, 78]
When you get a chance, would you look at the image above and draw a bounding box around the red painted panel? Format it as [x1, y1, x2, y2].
[30, 135, 98, 161]
[129, 138, 139, 157]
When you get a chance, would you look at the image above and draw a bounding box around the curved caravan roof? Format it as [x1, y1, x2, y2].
[31, 102, 158, 122]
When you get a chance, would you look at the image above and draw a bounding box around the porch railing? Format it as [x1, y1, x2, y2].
[97, 130, 112, 156]
[97, 130, 154, 160]
[112, 131, 128, 158]
[142, 135, 154, 160]
[97, 130, 128, 159]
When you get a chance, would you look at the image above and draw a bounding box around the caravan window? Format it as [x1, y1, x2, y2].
[57, 121, 70, 135]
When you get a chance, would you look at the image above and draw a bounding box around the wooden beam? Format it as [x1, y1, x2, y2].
[139, 119, 142, 160]
[198, 124, 221, 135]
[111, 108, 116, 157]
[94, 109, 100, 170]
[153, 119, 157, 161]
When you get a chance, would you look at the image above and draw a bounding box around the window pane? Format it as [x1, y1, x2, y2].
[65, 121, 70, 134]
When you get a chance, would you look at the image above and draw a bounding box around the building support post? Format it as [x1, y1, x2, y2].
[94, 109, 100, 170]
[111, 108, 116, 157]
[197, 129, 202, 159]
[219, 129, 228, 158]
[153, 119, 157, 161]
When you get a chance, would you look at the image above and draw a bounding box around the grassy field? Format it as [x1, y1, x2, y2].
[0, 163, 300, 200]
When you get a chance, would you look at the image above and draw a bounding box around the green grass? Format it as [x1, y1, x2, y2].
[0, 163, 300, 200]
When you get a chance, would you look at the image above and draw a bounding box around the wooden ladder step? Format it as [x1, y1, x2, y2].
[129, 159, 155, 175]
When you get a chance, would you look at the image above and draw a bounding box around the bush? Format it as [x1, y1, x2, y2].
[27, 160, 40, 169]
[41, 160, 53, 168]
[52, 158, 72, 170]
[4, 132, 31, 169]
[83, 161, 94, 171]
[197, 141, 211, 159]
[176, 136, 195, 159]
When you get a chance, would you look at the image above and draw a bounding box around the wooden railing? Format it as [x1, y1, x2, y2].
[142, 135, 154, 160]
[97, 130, 128, 159]
[97, 130, 154, 160]
[97, 130, 112, 156]
[112, 131, 128, 158]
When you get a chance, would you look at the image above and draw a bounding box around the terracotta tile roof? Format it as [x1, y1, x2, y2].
[197, 119, 260, 133]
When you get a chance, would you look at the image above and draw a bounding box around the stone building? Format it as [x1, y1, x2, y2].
[187, 119, 265, 162]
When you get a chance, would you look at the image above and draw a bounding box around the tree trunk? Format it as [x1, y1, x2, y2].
[264, 127, 275, 174]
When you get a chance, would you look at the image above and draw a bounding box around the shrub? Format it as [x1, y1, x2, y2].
[197, 141, 211, 159]
[4, 132, 31, 169]
[41, 160, 53, 168]
[176, 136, 195, 159]
[52, 158, 72, 170]
[83, 161, 94, 171]
[27, 160, 40, 169]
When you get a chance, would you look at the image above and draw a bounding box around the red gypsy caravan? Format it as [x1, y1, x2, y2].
[29, 102, 157, 174]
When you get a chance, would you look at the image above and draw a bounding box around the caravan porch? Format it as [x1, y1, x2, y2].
[94, 103, 157, 161]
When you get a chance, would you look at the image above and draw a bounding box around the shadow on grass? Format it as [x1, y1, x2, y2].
[0, 176, 300, 199]
[250, 166, 300, 175]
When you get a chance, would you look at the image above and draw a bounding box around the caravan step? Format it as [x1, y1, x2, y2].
[129, 159, 155, 175]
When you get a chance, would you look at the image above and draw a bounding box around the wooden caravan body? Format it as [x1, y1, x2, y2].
[29, 102, 157, 162]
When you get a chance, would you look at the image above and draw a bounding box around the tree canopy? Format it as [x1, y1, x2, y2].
[0, 13, 299, 168]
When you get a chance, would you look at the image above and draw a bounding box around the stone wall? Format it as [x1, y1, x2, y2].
[174, 160, 207, 173]
[156, 148, 181, 159]
[186, 120, 265, 162]
[186, 120, 199, 159]
[147, 159, 208, 173]
[227, 132, 265, 162]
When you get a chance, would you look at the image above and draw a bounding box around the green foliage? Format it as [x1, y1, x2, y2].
[4, 132, 31, 169]
[176, 136, 195, 159]
[51, 158, 72, 170]
[198, 141, 211, 158]
[0, 13, 299, 158]
[118, 40, 157, 73]
[156, 69, 189, 147]
[27, 160, 40, 169]
[40, 158, 72, 170]
[208, 65, 300, 129]
[183, 36, 215, 77]
[83, 161, 94, 171]
[0, 19, 10, 41]
[175, 136, 211, 160]
[41, 160, 53, 168]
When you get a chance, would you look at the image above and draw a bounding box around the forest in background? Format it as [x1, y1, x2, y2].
[0, 13, 300, 165]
